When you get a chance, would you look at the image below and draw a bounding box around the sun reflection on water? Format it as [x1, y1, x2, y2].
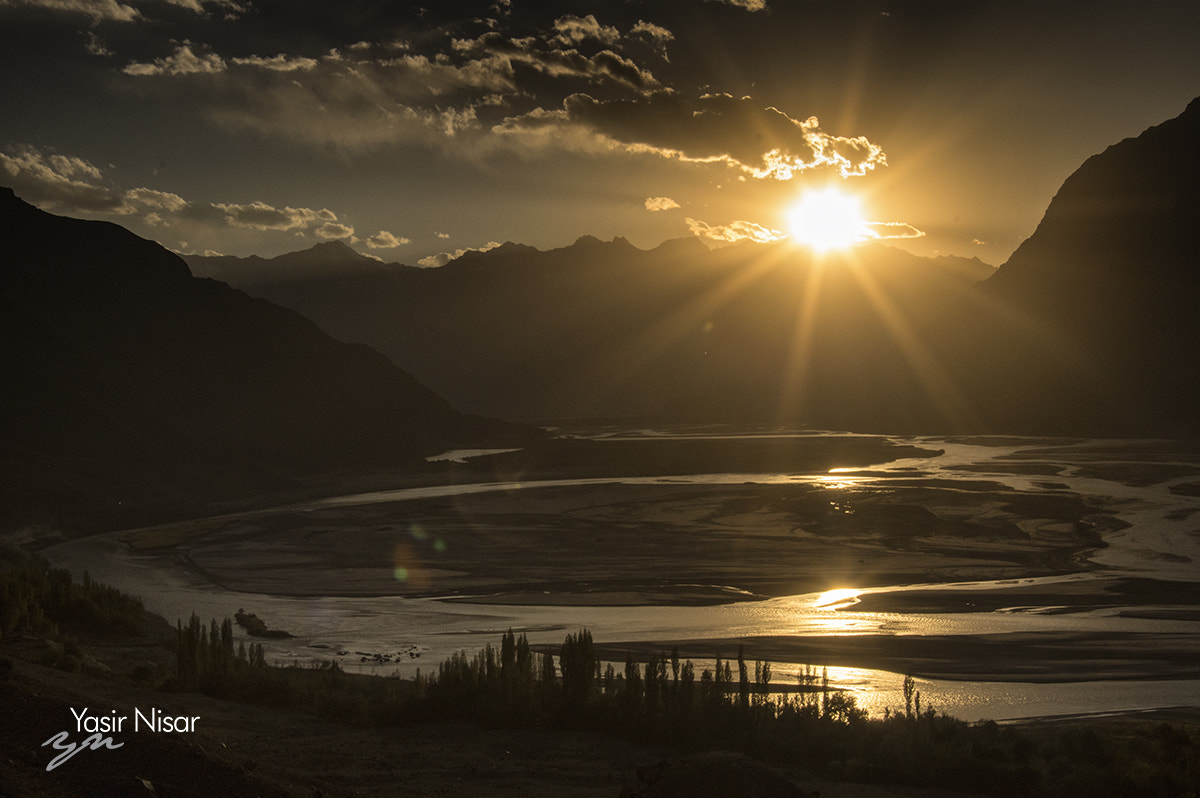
[814, 588, 863, 609]
[816, 469, 873, 490]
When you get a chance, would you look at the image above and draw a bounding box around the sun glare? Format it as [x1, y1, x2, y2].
[814, 588, 863, 609]
[786, 188, 867, 252]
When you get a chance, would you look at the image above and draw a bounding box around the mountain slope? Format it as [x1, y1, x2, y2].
[951, 96, 1200, 433]
[184, 96, 1200, 435]
[191, 239, 398, 289]
[189, 237, 994, 426]
[0, 187, 517, 533]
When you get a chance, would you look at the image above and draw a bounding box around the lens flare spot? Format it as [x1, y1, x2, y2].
[392, 542, 429, 588]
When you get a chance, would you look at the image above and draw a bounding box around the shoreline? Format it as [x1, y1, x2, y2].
[38, 434, 1200, 720]
[590, 628, 1200, 684]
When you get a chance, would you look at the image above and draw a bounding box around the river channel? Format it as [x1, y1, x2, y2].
[44, 433, 1200, 722]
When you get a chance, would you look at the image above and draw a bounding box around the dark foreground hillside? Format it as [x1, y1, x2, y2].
[0, 187, 527, 535]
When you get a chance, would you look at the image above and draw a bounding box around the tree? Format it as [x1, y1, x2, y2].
[737, 645, 750, 712]
[559, 628, 596, 709]
[624, 653, 642, 714]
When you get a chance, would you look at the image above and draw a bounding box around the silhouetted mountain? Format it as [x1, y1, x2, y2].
[0, 188, 522, 533]
[181, 98, 1199, 436]
[187, 239, 398, 289]
[188, 235, 994, 426]
[948, 96, 1200, 433]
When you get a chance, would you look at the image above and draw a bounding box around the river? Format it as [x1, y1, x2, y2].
[43, 433, 1200, 722]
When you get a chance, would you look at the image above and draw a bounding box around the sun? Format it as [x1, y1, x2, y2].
[786, 187, 868, 252]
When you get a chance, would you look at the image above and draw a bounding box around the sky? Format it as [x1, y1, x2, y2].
[1, 0, 1198, 268]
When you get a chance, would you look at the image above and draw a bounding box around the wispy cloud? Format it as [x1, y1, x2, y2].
[0, 146, 133, 213]
[552, 14, 620, 47]
[126, 187, 189, 212]
[228, 53, 320, 72]
[705, 0, 768, 10]
[417, 241, 501, 268]
[1, 144, 354, 242]
[497, 93, 887, 180]
[863, 221, 926, 241]
[119, 42, 505, 151]
[3, 0, 141, 22]
[630, 20, 674, 59]
[212, 200, 337, 232]
[161, 0, 245, 16]
[365, 230, 411, 249]
[645, 196, 680, 211]
[457, 32, 662, 95]
[3, 0, 243, 22]
[685, 217, 785, 244]
[123, 41, 225, 76]
[314, 222, 354, 240]
[111, 10, 671, 154]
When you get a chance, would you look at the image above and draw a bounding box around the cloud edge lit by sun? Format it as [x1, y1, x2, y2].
[784, 187, 926, 253]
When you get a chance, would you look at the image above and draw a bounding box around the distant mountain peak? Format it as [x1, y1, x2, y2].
[564, 234, 640, 256]
[445, 241, 539, 268]
[185, 237, 391, 287]
[652, 236, 709, 258]
[288, 239, 373, 265]
[491, 241, 536, 255]
[309, 239, 357, 253]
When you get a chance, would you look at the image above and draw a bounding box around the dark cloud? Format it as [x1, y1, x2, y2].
[0, 146, 132, 213]
[0, 143, 357, 240]
[117, 43, 500, 150]
[212, 200, 335, 231]
[500, 92, 887, 179]
[629, 19, 673, 59]
[2, 0, 141, 23]
[123, 40, 225, 74]
[552, 14, 620, 47]
[107, 8, 669, 152]
[0, 0, 247, 28]
[459, 29, 662, 95]
[314, 221, 353, 240]
[8, 0, 1192, 263]
[703, 0, 768, 11]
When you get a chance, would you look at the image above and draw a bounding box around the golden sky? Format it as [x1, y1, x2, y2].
[1, 0, 1197, 266]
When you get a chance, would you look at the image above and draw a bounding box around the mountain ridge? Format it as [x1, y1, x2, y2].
[0, 187, 524, 534]
[181, 95, 1200, 435]
[188, 236, 996, 425]
[954, 95, 1200, 433]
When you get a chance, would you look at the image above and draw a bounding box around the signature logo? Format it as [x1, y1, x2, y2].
[41, 707, 199, 771]
[42, 731, 124, 771]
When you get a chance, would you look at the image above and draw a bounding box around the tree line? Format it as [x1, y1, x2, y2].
[2, 562, 1196, 797]
[171, 623, 1200, 797]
